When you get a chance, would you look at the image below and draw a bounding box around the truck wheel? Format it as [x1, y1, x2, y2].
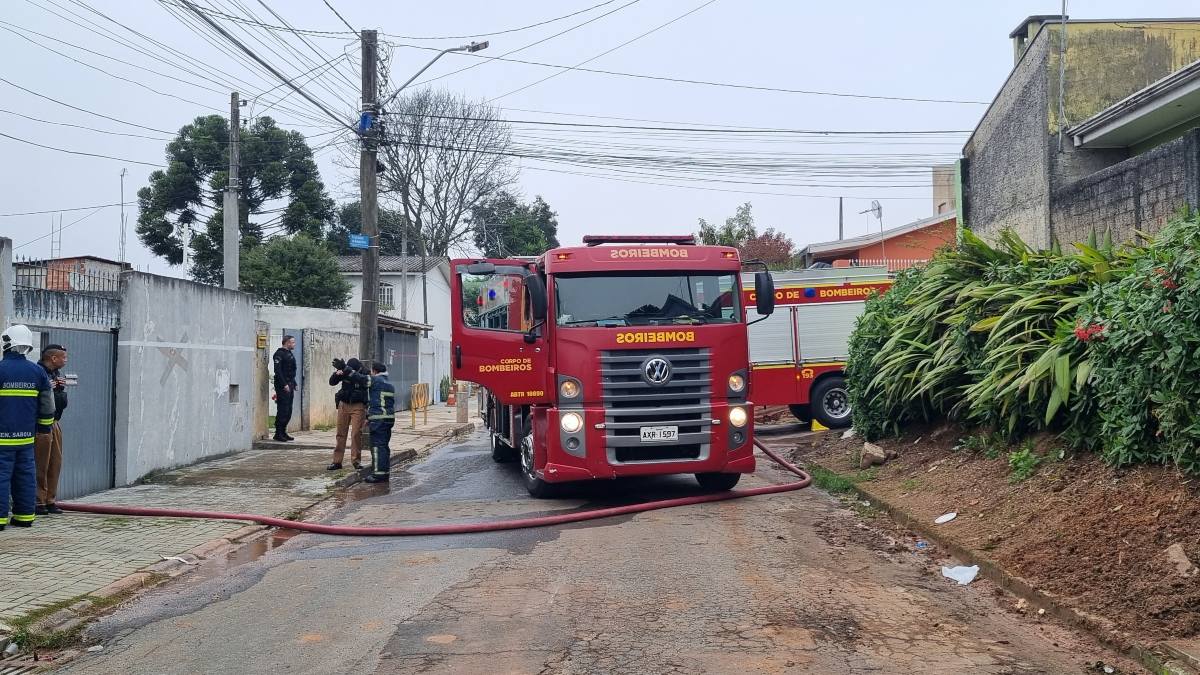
[492, 434, 517, 463]
[520, 433, 556, 498]
[788, 404, 812, 425]
[811, 375, 852, 428]
[695, 472, 741, 491]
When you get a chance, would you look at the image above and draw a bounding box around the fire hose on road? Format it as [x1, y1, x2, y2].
[56, 440, 810, 537]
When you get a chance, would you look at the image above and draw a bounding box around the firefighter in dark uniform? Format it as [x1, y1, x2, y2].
[364, 363, 396, 484]
[272, 335, 297, 442]
[0, 325, 55, 530]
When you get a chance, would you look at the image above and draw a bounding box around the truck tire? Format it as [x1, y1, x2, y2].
[491, 434, 517, 463]
[695, 472, 741, 491]
[788, 404, 812, 425]
[520, 433, 556, 498]
[811, 375, 852, 428]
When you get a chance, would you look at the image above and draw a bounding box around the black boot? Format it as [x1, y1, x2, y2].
[12, 520, 32, 528]
[47, 504, 64, 515]
[326, 462, 342, 471]
[364, 474, 389, 483]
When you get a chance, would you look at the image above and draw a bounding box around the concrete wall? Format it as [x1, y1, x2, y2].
[256, 305, 360, 334]
[1047, 22, 1200, 136]
[420, 336, 452, 404]
[253, 320, 270, 441]
[300, 328, 359, 430]
[114, 273, 255, 485]
[964, 36, 1052, 248]
[1050, 129, 1200, 245]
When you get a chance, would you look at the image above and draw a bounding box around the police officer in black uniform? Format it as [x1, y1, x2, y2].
[272, 335, 297, 442]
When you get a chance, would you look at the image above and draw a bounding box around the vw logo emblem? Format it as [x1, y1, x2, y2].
[642, 357, 672, 385]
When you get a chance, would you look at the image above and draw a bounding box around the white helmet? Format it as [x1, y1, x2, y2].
[2, 325, 34, 355]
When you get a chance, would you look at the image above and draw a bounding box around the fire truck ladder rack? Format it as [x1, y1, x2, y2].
[582, 235, 696, 246]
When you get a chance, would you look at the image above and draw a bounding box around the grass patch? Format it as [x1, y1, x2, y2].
[1008, 442, 1043, 482]
[809, 465, 876, 494]
[313, 423, 335, 432]
[900, 478, 920, 491]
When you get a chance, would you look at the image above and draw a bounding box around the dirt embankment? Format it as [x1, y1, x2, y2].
[793, 426, 1200, 645]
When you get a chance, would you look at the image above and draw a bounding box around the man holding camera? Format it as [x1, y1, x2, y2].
[328, 357, 370, 470]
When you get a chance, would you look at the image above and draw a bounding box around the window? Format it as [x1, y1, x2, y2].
[461, 273, 528, 332]
[379, 282, 395, 311]
[555, 272, 742, 327]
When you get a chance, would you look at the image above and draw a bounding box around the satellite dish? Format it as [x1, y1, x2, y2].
[868, 200, 882, 221]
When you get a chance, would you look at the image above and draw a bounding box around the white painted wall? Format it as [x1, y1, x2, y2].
[341, 264, 452, 341]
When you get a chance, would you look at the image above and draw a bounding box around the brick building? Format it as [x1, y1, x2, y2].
[797, 212, 956, 272]
[961, 16, 1200, 248]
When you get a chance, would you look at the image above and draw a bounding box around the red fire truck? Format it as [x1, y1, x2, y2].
[742, 266, 891, 428]
[451, 235, 775, 497]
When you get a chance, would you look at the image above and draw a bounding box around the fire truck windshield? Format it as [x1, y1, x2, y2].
[554, 272, 741, 327]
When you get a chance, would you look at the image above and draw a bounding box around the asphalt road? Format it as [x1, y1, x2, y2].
[62, 430, 1125, 674]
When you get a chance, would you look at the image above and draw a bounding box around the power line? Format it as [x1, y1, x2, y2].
[0, 76, 180, 135]
[157, 0, 624, 41]
[397, 112, 970, 135]
[175, 0, 355, 132]
[408, 0, 643, 88]
[390, 43, 990, 104]
[492, 0, 719, 101]
[0, 202, 132, 218]
[13, 206, 107, 250]
[0, 130, 164, 166]
[382, 1, 619, 40]
[0, 22, 225, 112]
[0, 108, 173, 141]
[320, 0, 355, 33]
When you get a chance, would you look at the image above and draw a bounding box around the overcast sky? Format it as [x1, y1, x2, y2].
[2, 0, 1197, 277]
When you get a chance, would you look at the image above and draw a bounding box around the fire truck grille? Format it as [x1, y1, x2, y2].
[599, 348, 711, 464]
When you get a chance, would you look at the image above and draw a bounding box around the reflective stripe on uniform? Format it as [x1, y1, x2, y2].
[0, 437, 34, 446]
[368, 414, 394, 421]
[0, 389, 37, 397]
[0, 517, 7, 525]
[11, 514, 34, 523]
[37, 418, 54, 426]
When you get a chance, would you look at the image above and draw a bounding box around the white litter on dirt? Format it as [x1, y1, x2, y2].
[935, 512, 957, 524]
[941, 565, 980, 585]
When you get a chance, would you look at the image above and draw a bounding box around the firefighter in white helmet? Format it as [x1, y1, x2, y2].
[0, 325, 55, 530]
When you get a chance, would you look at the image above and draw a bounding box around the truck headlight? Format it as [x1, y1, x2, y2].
[728, 406, 748, 428]
[559, 379, 580, 399]
[560, 412, 583, 433]
[728, 374, 746, 393]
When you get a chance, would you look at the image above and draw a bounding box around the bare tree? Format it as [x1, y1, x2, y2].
[378, 89, 517, 259]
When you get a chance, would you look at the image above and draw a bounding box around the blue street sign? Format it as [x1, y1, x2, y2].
[349, 234, 370, 250]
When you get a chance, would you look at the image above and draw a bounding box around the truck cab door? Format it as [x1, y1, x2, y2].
[451, 259, 552, 405]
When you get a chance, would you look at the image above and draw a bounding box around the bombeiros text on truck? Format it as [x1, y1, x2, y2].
[450, 235, 775, 497]
[742, 265, 892, 428]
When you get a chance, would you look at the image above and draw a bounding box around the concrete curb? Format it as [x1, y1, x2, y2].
[807, 458, 1188, 675]
[10, 422, 478, 653]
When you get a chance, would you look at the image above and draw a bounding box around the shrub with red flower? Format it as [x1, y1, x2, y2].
[1073, 322, 1105, 342]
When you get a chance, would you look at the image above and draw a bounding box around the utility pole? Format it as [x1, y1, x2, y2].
[838, 197, 844, 241]
[400, 223, 407, 320]
[223, 92, 241, 290]
[119, 168, 127, 265]
[358, 29, 379, 368]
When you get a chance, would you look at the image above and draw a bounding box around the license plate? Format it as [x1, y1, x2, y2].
[640, 426, 678, 442]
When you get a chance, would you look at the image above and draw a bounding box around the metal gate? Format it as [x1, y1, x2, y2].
[380, 330, 419, 410]
[33, 326, 116, 499]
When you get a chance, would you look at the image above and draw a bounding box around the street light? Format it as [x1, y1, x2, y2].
[379, 41, 489, 110]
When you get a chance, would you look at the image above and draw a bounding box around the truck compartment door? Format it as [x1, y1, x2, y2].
[794, 302, 866, 362]
[451, 259, 551, 405]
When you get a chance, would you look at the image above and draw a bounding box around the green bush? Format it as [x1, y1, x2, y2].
[439, 375, 451, 402]
[846, 210, 1200, 474]
[1007, 443, 1042, 482]
[1081, 211, 1200, 473]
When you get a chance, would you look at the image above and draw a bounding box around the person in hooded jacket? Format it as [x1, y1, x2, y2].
[0, 325, 54, 530]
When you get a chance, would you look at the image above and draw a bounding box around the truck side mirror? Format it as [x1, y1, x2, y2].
[525, 274, 548, 321]
[754, 271, 775, 315]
